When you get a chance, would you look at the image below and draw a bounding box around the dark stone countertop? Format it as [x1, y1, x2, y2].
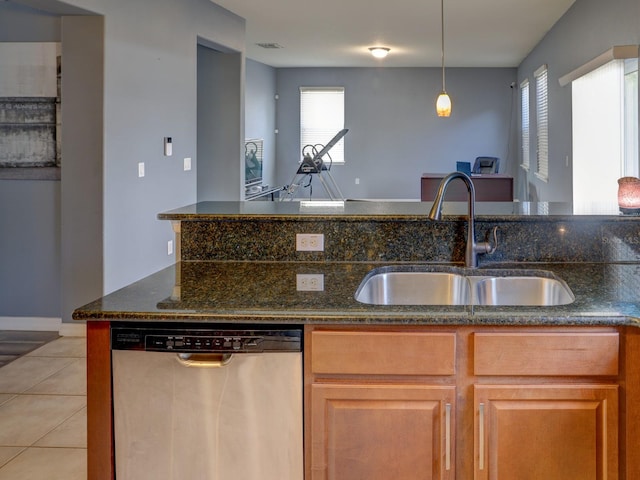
[73, 260, 640, 327]
[157, 200, 634, 220]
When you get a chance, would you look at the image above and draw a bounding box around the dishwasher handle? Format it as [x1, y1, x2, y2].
[175, 353, 234, 368]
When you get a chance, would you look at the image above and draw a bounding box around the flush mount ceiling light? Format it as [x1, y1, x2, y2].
[369, 47, 390, 59]
[435, 0, 452, 117]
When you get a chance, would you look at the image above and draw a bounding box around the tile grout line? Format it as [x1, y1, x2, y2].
[0, 337, 88, 478]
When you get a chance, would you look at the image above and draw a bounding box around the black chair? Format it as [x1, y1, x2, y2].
[472, 156, 500, 174]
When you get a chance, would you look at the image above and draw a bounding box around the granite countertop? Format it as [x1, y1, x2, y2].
[73, 260, 640, 327]
[157, 200, 633, 220]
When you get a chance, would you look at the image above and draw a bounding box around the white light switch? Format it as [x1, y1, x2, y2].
[138, 162, 145, 177]
[183, 157, 192, 171]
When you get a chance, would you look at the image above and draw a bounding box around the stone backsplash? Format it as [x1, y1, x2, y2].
[178, 217, 640, 265]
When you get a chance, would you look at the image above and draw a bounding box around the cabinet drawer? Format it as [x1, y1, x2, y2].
[311, 331, 456, 376]
[474, 332, 619, 376]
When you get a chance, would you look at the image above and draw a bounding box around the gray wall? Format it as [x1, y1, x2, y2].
[0, 3, 61, 318]
[245, 59, 277, 189]
[197, 45, 244, 201]
[0, 2, 61, 41]
[517, 0, 640, 202]
[60, 16, 104, 328]
[0, 180, 61, 316]
[3, 0, 245, 323]
[275, 67, 518, 200]
[94, 0, 244, 294]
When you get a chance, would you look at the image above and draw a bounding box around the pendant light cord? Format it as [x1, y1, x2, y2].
[441, 0, 446, 92]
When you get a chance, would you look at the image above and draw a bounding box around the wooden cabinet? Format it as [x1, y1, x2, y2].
[306, 328, 457, 480]
[306, 326, 622, 480]
[474, 384, 618, 480]
[472, 331, 619, 480]
[311, 383, 455, 480]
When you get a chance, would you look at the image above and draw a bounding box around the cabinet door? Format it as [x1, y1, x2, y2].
[474, 384, 618, 480]
[310, 383, 455, 480]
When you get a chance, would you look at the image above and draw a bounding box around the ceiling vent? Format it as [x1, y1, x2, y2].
[256, 43, 283, 49]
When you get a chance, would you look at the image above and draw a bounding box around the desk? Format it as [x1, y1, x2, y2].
[421, 174, 513, 202]
[245, 186, 282, 201]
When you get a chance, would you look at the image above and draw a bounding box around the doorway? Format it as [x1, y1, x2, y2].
[196, 42, 243, 201]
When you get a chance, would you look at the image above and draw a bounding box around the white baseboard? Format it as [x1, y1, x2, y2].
[0, 317, 86, 337]
[59, 322, 87, 337]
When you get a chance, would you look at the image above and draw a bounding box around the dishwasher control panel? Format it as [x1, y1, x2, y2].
[111, 325, 302, 353]
[146, 334, 262, 353]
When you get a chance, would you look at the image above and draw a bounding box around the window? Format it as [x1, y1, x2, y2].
[520, 79, 530, 170]
[300, 87, 345, 164]
[572, 58, 639, 213]
[534, 65, 549, 181]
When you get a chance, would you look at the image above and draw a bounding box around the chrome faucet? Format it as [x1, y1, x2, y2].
[428, 172, 497, 268]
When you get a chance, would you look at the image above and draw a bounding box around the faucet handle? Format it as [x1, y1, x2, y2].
[479, 226, 498, 255]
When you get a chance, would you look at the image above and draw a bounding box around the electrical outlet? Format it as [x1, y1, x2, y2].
[167, 240, 174, 255]
[296, 274, 324, 291]
[296, 233, 324, 251]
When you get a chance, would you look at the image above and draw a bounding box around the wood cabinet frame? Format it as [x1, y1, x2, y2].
[85, 323, 640, 479]
[304, 325, 639, 480]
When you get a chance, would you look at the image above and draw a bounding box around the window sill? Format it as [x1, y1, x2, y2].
[534, 171, 549, 183]
[0, 167, 61, 181]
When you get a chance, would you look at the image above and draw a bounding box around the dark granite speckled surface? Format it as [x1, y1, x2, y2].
[171, 202, 640, 264]
[73, 202, 640, 326]
[73, 261, 640, 326]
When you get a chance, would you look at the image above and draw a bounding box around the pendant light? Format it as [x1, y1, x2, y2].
[436, 0, 452, 117]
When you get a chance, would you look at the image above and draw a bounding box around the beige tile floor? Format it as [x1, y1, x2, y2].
[0, 336, 87, 479]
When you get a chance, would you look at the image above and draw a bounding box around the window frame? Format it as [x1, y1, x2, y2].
[520, 79, 530, 171]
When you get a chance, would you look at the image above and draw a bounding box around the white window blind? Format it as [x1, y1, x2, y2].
[520, 79, 530, 170]
[300, 87, 345, 163]
[534, 65, 549, 181]
[572, 59, 632, 213]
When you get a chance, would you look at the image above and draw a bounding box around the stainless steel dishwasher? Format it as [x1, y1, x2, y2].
[111, 323, 303, 480]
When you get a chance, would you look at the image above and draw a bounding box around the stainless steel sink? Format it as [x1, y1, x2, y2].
[354, 267, 575, 306]
[474, 276, 575, 306]
[354, 271, 471, 305]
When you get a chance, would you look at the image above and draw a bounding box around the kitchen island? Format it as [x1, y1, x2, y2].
[74, 201, 640, 480]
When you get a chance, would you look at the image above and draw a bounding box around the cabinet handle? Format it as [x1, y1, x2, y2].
[445, 403, 451, 471]
[479, 403, 485, 471]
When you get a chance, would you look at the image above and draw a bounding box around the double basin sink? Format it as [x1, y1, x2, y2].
[355, 266, 575, 306]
